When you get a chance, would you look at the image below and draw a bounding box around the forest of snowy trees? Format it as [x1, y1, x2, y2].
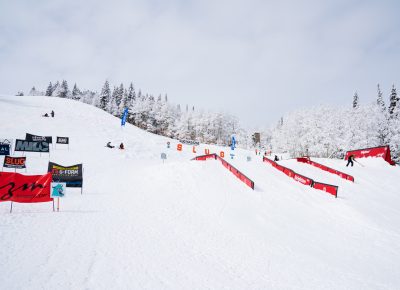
[264, 84, 400, 162]
[25, 81, 399, 162]
[27, 80, 249, 147]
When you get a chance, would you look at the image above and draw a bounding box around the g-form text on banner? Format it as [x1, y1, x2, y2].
[48, 162, 83, 187]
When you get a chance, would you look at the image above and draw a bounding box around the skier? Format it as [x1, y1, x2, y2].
[106, 142, 115, 148]
[346, 154, 355, 167]
[119, 142, 124, 150]
[51, 110, 55, 117]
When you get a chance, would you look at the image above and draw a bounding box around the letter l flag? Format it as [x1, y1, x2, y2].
[121, 108, 128, 126]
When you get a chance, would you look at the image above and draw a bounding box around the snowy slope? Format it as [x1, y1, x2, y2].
[1, 95, 400, 290]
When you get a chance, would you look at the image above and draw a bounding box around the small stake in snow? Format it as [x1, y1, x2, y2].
[161, 153, 167, 164]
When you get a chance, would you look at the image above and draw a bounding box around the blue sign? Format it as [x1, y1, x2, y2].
[230, 135, 236, 151]
[0, 144, 10, 155]
[121, 108, 128, 126]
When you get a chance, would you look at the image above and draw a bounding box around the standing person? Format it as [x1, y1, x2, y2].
[51, 110, 55, 117]
[274, 155, 279, 161]
[119, 142, 124, 150]
[346, 154, 355, 167]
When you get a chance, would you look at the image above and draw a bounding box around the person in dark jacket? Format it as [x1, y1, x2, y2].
[119, 143, 124, 150]
[346, 154, 355, 167]
[106, 142, 115, 148]
[274, 155, 279, 161]
[51, 110, 55, 117]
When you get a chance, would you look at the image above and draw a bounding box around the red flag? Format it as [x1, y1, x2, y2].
[0, 172, 52, 203]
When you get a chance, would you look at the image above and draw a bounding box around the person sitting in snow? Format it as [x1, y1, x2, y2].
[42, 113, 49, 117]
[346, 154, 355, 167]
[119, 142, 124, 150]
[106, 142, 115, 148]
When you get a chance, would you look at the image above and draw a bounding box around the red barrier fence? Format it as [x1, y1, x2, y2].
[263, 157, 338, 197]
[192, 154, 255, 189]
[345, 145, 396, 165]
[313, 182, 338, 197]
[296, 157, 354, 182]
[192, 154, 217, 161]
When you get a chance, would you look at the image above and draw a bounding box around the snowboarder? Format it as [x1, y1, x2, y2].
[119, 143, 124, 150]
[274, 155, 279, 161]
[51, 110, 54, 117]
[106, 142, 115, 148]
[346, 154, 355, 167]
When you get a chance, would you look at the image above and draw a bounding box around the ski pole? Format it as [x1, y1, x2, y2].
[354, 159, 364, 167]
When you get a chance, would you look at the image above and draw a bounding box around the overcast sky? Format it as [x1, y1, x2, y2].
[1, 0, 399, 127]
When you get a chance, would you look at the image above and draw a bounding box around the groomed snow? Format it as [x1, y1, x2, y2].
[1, 95, 400, 290]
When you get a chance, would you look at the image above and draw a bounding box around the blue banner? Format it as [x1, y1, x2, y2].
[230, 135, 236, 151]
[121, 108, 128, 126]
[0, 144, 10, 155]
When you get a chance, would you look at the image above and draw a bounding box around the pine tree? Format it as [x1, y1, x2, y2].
[45, 82, 53, 96]
[72, 83, 81, 100]
[57, 80, 69, 98]
[100, 80, 111, 110]
[388, 84, 399, 117]
[377, 84, 385, 111]
[51, 81, 60, 96]
[29, 86, 37, 96]
[353, 91, 359, 109]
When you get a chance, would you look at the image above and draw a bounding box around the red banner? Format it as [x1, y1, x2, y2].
[297, 157, 354, 182]
[313, 182, 338, 198]
[0, 172, 52, 203]
[345, 145, 395, 165]
[192, 154, 217, 161]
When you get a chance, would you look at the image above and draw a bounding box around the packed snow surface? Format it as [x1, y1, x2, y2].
[1, 95, 400, 290]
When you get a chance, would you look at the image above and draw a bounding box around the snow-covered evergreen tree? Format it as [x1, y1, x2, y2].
[72, 83, 81, 100]
[100, 80, 111, 111]
[45, 82, 53, 96]
[353, 91, 359, 109]
[388, 84, 399, 117]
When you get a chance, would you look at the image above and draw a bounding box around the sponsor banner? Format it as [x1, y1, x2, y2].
[179, 139, 200, 146]
[3, 156, 26, 169]
[293, 172, 314, 186]
[56, 137, 69, 144]
[313, 182, 338, 198]
[0, 139, 13, 146]
[0, 172, 52, 203]
[51, 182, 66, 198]
[15, 139, 50, 153]
[345, 145, 395, 165]
[48, 162, 83, 187]
[121, 107, 128, 126]
[0, 144, 10, 155]
[26, 133, 52, 144]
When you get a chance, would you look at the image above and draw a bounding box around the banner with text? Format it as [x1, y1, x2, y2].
[26, 133, 53, 144]
[0, 172, 52, 203]
[48, 162, 83, 187]
[15, 139, 50, 153]
[3, 156, 26, 169]
[0, 144, 10, 156]
[56, 137, 69, 144]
